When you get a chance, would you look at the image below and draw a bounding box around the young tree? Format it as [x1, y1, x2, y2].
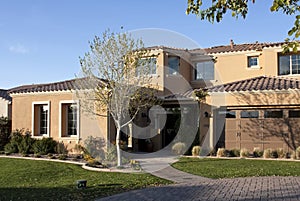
[186, 0, 300, 51]
[78, 30, 158, 167]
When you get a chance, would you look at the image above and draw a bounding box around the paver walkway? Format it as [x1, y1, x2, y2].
[97, 156, 300, 201]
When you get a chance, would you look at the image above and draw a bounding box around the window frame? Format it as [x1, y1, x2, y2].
[247, 56, 259, 68]
[59, 100, 80, 139]
[278, 53, 300, 76]
[168, 56, 180, 75]
[194, 61, 215, 80]
[264, 110, 283, 118]
[289, 110, 300, 118]
[240, 110, 259, 118]
[32, 101, 50, 138]
[136, 57, 157, 76]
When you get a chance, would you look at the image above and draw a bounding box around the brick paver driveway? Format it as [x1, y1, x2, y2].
[96, 157, 300, 201]
[97, 175, 300, 201]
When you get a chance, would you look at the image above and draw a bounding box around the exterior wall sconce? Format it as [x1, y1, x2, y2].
[204, 111, 210, 118]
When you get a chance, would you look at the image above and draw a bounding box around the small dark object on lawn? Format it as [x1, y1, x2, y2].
[77, 180, 87, 189]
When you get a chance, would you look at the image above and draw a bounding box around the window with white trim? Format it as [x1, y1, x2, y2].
[60, 101, 79, 137]
[278, 54, 300, 75]
[136, 57, 157, 76]
[247, 56, 259, 68]
[32, 102, 50, 137]
[194, 61, 214, 80]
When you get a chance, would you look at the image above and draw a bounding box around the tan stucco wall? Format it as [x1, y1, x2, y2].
[211, 47, 300, 84]
[11, 91, 108, 149]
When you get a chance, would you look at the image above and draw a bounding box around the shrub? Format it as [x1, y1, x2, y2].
[74, 144, 88, 154]
[0, 117, 11, 151]
[271, 149, 278, 158]
[240, 148, 249, 158]
[277, 148, 288, 159]
[84, 136, 105, 160]
[4, 129, 23, 153]
[228, 149, 240, 157]
[172, 142, 186, 155]
[18, 133, 35, 154]
[295, 147, 300, 160]
[209, 148, 217, 156]
[33, 138, 57, 155]
[55, 142, 68, 155]
[253, 147, 263, 158]
[58, 154, 67, 160]
[217, 148, 226, 157]
[192, 146, 201, 156]
[105, 146, 117, 162]
[4, 142, 18, 154]
[130, 160, 141, 170]
[263, 148, 272, 159]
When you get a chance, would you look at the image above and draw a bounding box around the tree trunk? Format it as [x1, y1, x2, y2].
[116, 127, 122, 167]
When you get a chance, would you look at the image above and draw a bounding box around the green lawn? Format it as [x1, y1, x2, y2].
[0, 158, 171, 201]
[172, 157, 300, 179]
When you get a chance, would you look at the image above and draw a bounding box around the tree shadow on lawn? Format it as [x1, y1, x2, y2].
[0, 184, 124, 201]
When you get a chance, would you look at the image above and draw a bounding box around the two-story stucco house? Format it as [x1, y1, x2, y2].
[8, 41, 300, 153]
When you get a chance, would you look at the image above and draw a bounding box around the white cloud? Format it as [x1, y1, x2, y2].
[9, 44, 29, 54]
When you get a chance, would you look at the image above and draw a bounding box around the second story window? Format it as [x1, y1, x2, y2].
[136, 57, 157, 76]
[248, 56, 259, 68]
[168, 56, 179, 75]
[194, 61, 214, 80]
[278, 53, 300, 75]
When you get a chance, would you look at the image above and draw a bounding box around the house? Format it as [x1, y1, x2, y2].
[8, 41, 300, 153]
[8, 78, 114, 150]
[0, 89, 12, 119]
[201, 41, 300, 152]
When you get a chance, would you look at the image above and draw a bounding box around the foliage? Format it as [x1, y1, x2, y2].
[172, 157, 300, 179]
[193, 88, 208, 102]
[172, 142, 186, 155]
[33, 138, 57, 155]
[216, 148, 226, 157]
[84, 136, 106, 160]
[57, 154, 67, 160]
[228, 149, 240, 157]
[86, 158, 108, 169]
[55, 142, 68, 155]
[295, 147, 300, 159]
[18, 133, 35, 154]
[277, 148, 288, 158]
[0, 158, 171, 201]
[186, 0, 300, 52]
[78, 30, 159, 167]
[263, 148, 273, 159]
[4, 129, 23, 153]
[0, 116, 11, 150]
[253, 147, 263, 158]
[240, 148, 250, 158]
[130, 160, 142, 170]
[104, 145, 117, 163]
[192, 146, 201, 156]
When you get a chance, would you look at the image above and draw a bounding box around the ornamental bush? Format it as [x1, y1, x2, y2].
[192, 146, 201, 156]
[33, 137, 57, 155]
[172, 142, 186, 155]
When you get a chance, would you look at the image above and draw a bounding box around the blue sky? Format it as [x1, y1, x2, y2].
[0, 0, 294, 89]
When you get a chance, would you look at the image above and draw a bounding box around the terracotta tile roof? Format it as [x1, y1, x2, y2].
[9, 77, 106, 94]
[208, 76, 300, 92]
[163, 90, 194, 100]
[0, 89, 11, 101]
[198, 41, 288, 54]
